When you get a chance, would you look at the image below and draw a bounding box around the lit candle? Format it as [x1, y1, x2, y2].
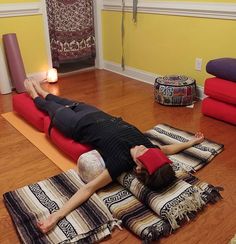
[47, 68, 58, 83]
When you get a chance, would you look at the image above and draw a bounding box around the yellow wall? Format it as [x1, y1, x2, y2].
[102, 11, 236, 85]
[0, 0, 49, 74]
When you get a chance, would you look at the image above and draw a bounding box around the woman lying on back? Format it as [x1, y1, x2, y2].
[24, 79, 204, 233]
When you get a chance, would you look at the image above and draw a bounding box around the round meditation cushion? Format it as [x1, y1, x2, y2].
[77, 150, 105, 183]
[154, 75, 196, 106]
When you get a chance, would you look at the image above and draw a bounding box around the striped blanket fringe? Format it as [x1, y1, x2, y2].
[3, 169, 119, 244]
[117, 172, 205, 230]
[177, 171, 223, 204]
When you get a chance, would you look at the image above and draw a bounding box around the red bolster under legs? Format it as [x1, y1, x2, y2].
[202, 97, 236, 125]
[12, 93, 48, 132]
[44, 117, 92, 161]
[137, 148, 172, 175]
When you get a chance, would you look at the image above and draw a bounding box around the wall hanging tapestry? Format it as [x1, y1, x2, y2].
[46, 0, 96, 67]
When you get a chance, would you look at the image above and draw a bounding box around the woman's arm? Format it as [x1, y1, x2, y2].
[160, 132, 204, 155]
[37, 169, 112, 233]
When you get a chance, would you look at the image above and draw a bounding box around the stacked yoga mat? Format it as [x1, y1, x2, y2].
[202, 58, 236, 125]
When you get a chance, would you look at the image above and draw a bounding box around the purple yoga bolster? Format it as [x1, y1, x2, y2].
[206, 58, 236, 82]
[3, 33, 26, 93]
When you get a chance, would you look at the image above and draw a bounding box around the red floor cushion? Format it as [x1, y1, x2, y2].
[202, 97, 236, 125]
[204, 77, 236, 105]
[12, 93, 48, 132]
[44, 117, 92, 161]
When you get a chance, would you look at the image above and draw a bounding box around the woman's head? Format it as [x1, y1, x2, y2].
[130, 145, 176, 191]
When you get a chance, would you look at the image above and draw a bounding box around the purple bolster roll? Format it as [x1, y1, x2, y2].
[206, 58, 236, 82]
[3, 33, 26, 93]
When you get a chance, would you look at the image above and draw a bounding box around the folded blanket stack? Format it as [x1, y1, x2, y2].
[3, 169, 119, 244]
[98, 183, 171, 242]
[118, 172, 204, 230]
[98, 169, 223, 243]
[202, 58, 236, 125]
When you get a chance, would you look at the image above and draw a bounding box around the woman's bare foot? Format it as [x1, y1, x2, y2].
[30, 78, 49, 98]
[24, 79, 38, 99]
[37, 212, 60, 234]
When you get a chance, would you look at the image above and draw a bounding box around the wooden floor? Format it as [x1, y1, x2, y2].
[0, 69, 235, 244]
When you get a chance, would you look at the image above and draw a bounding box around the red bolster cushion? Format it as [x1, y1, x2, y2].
[44, 117, 92, 161]
[202, 97, 236, 125]
[12, 93, 48, 132]
[204, 77, 236, 105]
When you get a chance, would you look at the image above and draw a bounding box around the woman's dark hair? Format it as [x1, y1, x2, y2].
[135, 164, 176, 191]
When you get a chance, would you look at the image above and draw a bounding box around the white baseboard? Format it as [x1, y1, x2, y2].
[104, 60, 205, 100]
[104, 61, 158, 85]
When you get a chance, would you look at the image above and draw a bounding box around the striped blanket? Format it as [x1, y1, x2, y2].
[98, 183, 171, 241]
[98, 166, 223, 242]
[3, 124, 224, 243]
[145, 124, 224, 172]
[3, 169, 118, 244]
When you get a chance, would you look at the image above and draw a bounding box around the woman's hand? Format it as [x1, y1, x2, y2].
[160, 132, 205, 155]
[37, 212, 60, 234]
[36, 170, 112, 234]
[190, 132, 204, 146]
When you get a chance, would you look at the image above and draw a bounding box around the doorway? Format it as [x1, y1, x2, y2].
[45, 0, 96, 74]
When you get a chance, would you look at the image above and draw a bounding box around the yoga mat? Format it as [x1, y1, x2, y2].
[3, 33, 26, 93]
[2, 112, 75, 172]
[0, 44, 12, 94]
